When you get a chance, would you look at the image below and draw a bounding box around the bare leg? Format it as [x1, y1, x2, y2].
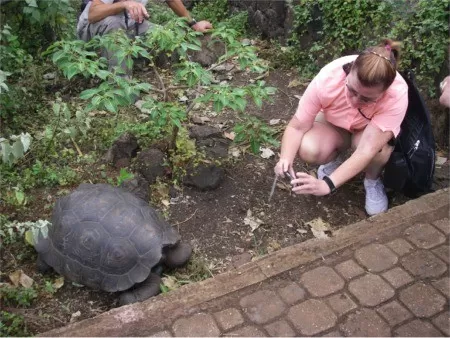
[352, 131, 394, 179]
[298, 115, 351, 165]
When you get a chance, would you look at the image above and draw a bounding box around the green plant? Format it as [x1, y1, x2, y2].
[289, 0, 448, 95]
[390, 0, 449, 96]
[0, 284, 38, 307]
[234, 115, 280, 154]
[116, 168, 134, 186]
[0, 311, 28, 337]
[0, 218, 50, 246]
[0, 133, 32, 166]
[191, 0, 248, 36]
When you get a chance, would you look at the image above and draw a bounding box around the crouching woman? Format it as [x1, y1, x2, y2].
[275, 39, 408, 215]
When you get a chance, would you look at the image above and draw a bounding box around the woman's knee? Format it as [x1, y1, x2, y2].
[298, 137, 334, 164]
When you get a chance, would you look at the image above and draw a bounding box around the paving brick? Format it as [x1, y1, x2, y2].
[150, 331, 172, 337]
[322, 331, 342, 337]
[432, 277, 450, 298]
[432, 244, 450, 264]
[433, 218, 450, 235]
[225, 326, 265, 337]
[264, 320, 296, 337]
[277, 282, 305, 305]
[239, 290, 286, 324]
[348, 274, 395, 306]
[394, 319, 443, 337]
[299, 266, 344, 297]
[404, 223, 446, 249]
[172, 313, 220, 337]
[354, 243, 398, 272]
[381, 267, 413, 288]
[399, 283, 446, 317]
[340, 308, 390, 337]
[432, 312, 450, 336]
[401, 250, 447, 278]
[335, 259, 365, 280]
[386, 238, 414, 256]
[287, 299, 337, 336]
[213, 308, 244, 331]
[376, 300, 413, 326]
[326, 293, 357, 316]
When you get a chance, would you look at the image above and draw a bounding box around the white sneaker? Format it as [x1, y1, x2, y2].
[364, 178, 388, 216]
[317, 154, 344, 180]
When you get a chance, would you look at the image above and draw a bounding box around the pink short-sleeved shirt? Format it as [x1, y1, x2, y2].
[295, 55, 408, 137]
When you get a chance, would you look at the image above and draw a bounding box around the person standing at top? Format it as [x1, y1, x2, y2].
[274, 39, 408, 215]
[77, 0, 213, 74]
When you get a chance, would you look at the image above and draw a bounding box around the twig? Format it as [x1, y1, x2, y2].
[152, 64, 167, 101]
[253, 71, 269, 81]
[174, 208, 198, 226]
[70, 136, 83, 156]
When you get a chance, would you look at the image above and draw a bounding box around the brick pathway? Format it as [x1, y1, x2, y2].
[42, 189, 449, 337]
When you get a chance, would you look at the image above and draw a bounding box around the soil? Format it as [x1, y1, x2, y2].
[1, 67, 449, 336]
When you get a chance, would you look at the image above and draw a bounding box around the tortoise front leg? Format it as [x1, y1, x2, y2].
[118, 273, 162, 306]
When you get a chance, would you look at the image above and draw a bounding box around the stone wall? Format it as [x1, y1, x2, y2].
[228, 0, 294, 41]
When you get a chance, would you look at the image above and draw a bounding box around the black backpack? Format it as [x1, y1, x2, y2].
[383, 70, 436, 198]
[80, 0, 92, 13]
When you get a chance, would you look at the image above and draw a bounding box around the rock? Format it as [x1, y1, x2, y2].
[43, 72, 56, 80]
[183, 164, 224, 190]
[104, 132, 139, 169]
[231, 252, 253, 269]
[134, 148, 166, 184]
[189, 125, 222, 140]
[188, 35, 226, 67]
[197, 138, 230, 159]
[120, 174, 150, 202]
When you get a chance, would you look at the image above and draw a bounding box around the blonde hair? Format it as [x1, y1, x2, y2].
[352, 39, 402, 90]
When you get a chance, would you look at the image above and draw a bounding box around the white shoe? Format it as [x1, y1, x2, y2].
[364, 178, 388, 216]
[317, 154, 344, 180]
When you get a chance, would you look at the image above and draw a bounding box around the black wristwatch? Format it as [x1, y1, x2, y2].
[188, 18, 197, 27]
[322, 176, 337, 195]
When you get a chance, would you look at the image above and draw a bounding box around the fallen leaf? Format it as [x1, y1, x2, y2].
[436, 156, 447, 165]
[161, 276, 178, 291]
[229, 147, 241, 158]
[70, 311, 81, 323]
[260, 147, 275, 159]
[269, 119, 281, 125]
[192, 115, 211, 124]
[179, 95, 188, 102]
[224, 131, 235, 140]
[288, 79, 302, 88]
[297, 229, 308, 234]
[267, 240, 281, 254]
[243, 209, 264, 232]
[161, 199, 170, 207]
[294, 94, 303, 100]
[53, 277, 64, 290]
[305, 217, 331, 239]
[9, 270, 34, 288]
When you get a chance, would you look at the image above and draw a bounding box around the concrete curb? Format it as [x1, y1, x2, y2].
[41, 188, 449, 337]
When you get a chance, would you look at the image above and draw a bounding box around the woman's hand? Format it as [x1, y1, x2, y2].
[291, 172, 330, 196]
[274, 158, 295, 179]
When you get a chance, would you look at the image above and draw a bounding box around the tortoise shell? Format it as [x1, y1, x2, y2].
[35, 184, 179, 292]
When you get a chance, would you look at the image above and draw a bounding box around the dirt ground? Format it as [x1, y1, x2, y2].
[1, 67, 449, 335]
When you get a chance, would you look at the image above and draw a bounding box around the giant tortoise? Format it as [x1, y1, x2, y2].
[34, 183, 192, 305]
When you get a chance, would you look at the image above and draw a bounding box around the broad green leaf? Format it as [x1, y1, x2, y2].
[104, 100, 117, 113]
[11, 140, 24, 158]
